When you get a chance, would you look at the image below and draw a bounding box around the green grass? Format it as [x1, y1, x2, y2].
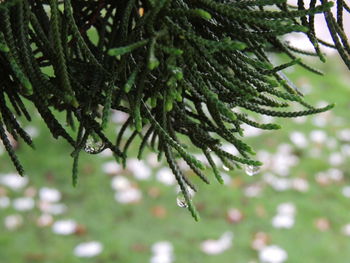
[0, 56, 349, 263]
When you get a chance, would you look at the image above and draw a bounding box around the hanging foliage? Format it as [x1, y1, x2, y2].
[0, 0, 349, 219]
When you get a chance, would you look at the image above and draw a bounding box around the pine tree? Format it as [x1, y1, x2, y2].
[0, 0, 349, 219]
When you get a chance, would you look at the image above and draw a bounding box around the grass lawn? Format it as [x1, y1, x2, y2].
[0, 55, 349, 263]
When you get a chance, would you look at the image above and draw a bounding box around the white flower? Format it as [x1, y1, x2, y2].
[0, 173, 28, 191]
[102, 161, 121, 174]
[52, 219, 77, 235]
[272, 214, 295, 229]
[259, 245, 288, 263]
[0, 196, 10, 208]
[156, 168, 176, 186]
[127, 159, 152, 180]
[114, 187, 142, 204]
[39, 187, 61, 202]
[12, 197, 35, 211]
[4, 214, 23, 230]
[289, 132, 308, 148]
[74, 241, 103, 258]
[111, 176, 131, 191]
[200, 232, 233, 255]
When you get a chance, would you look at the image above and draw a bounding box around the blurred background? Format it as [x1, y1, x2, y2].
[1, 13, 350, 263]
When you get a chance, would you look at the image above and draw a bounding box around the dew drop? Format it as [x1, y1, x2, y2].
[84, 136, 105, 154]
[223, 165, 230, 171]
[176, 194, 188, 208]
[245, 165, 260, 176]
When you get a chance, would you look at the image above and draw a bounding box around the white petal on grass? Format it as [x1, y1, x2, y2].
[292, 178, 309, 192]
[111, 111, 129, 124]
[311, 113, 329, 128]
[24, 125, 39, 138]
[293, 116, 307, 124]
[156, 167, 176, 186]
[241, 124, 263, 137]
[244, 184, 262, 198]
[52, 219, 77, 235]
[151, 241, 174, 254]
[150, 241, 174, 263]
[12, 197, 35, 211]
[326, 137, 338, 150]
[342, 186, 350, 198]
[127, 159, 152, 180]
[222, 144, 239, 156]
[99, 148, 113, 157]
[259, 245, 288, 263]
[272, 214, 295, 229]
[327, 168, 343, 182]
[74, 241, 103, 258]
[37, 214, 53, 227]
[341, 224, 350, 236]
[277, 203, 296, 216]
[270, 178, 291, 192]
[337, 129, 350, 142]
[114, 187, 142, 204]
[0, 196, 10, 208]
[0, 173, 28, 191]
[341, 144, 350, 157]
[4, 214, 23, 230]
[200, 232, 233, 255]
[221, 173, 232, 185]
[310, 130, 327, 144]
[102, 161, 121, 175]
[289, 131, 308, 148]
[328, 152, 344, 166]
[147, 153, 162, 168]
[150, 254, 174, 263]
[308, 148, 322, 158]
[39, 201, 67, 215]
[39, 187, 61, 202]
[111, 176, 132, 191]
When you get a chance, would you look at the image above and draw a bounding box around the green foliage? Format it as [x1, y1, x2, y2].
[0, 0, 348, 218]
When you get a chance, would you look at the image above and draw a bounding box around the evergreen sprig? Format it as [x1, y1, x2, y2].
[0, 0, 348, 219]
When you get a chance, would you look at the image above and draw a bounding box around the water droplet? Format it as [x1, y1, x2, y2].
[84, 136, 105, 154]
[245, 165, 260, 176]
[176, 194, 188, 208]
[223, 165, 230, 171]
